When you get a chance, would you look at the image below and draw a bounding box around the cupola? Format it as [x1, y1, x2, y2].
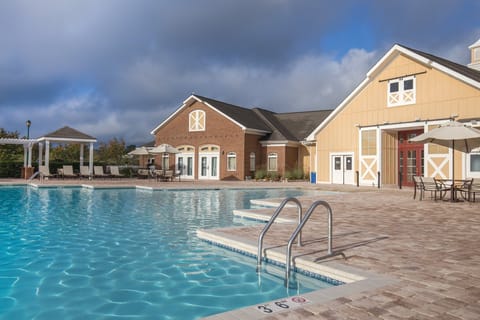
[468, 38, 480, 71]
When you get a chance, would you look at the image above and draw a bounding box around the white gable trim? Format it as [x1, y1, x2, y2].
[306, 44, 480, 141]
[150, 95, 270, 135]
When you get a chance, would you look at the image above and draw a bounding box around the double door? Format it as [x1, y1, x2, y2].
[398, 130, 424, 187]
[199, 153, 219, 180]
[332, 154, 354, 184]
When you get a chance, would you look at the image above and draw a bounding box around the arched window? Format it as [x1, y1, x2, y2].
[267, 153, 278, 171]
[189, 110, 205, 131]
[227, 152, 237, 171]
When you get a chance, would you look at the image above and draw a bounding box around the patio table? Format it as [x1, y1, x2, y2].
[438, 179, 472, 202]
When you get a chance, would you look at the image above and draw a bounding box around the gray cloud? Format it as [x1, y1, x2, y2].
[0, 0, 478, 144]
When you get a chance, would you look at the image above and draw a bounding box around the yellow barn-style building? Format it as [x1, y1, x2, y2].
[307, 40, 480, 187]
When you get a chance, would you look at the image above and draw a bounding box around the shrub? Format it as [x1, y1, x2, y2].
[254, 168, 267, 180]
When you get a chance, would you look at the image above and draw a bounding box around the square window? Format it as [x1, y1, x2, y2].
[404, 79, 413, 90]
[389, 82, 399, 92]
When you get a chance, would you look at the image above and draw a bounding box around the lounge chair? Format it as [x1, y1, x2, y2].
[413, 175, 422, 199]
[94, 166, 109, 179]
[80, 166, 92, 179]
[470, 179, 480, 202]
[109, 166, 125, 178]
[39, 166, 54, 181]
[62, 165, 78, 179]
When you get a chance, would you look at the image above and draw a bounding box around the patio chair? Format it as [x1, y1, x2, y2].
[470, 179, 480, 202]
[62, 165, 78, 179]
[458, 178, 478, 202]
[413, 175, 422, 199]
[39, 166, 54, 181]
[94, 166, 109, 179]
[163, 170, 174, 182]
[419, 177, 449, 201]
[137, 169, 150, 179]
[80, 166, 92, 179]
[109, 166, 125, 178]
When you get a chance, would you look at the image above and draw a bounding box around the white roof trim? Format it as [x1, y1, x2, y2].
[260, 140, 299, 147]
[469, 39, 480, 49]
[150, 94, 268, 135]
[0, 138, 37, 145]
[306, 44, 480, 141]
[37, 137, 97, 143]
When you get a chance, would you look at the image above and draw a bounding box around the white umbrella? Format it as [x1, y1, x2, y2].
[128, 146, 150, 155]
[410, 121, 480, 200]
[149, 144, 180, 154]
[410, 121, 480, 153]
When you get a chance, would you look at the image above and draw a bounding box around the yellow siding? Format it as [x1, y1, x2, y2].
[382, 131, 397, 185]
[315, 52, 480, 183]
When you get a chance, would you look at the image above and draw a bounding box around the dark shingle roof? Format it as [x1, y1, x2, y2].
[42, 126, 96, 140]
[191, 95, 332, 142]
[274, 110, 333, 141]
[400, 44, 480, 83]
[193, 95, 271, 132]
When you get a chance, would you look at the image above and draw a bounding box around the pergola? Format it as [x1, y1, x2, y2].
[0, 138, 37, 169]
[37, 126, 97, 175]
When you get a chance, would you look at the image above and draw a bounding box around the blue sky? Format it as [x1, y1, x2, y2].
[0, 0, 479, 145]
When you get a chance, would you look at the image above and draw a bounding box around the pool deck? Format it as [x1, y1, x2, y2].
[2, 178, 479, 319]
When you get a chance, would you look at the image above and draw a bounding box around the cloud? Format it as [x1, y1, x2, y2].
[0, 0, 478, 144]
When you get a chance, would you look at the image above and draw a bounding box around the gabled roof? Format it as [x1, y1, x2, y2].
[38, 126, 97, 142]
[150, 94, 271, 135]
[307, 43, 480, 140]
[151, 94, 332, 143]
[194, 95, 271, 132]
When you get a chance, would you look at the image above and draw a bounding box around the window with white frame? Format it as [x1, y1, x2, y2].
[267, 153, 278, 171]
[388, 76, 416, 107]
[227, 152, 236, 171]
[162, 153, 169, 170]
[189, 110, 205, 131]
[249, 152, 255, 171]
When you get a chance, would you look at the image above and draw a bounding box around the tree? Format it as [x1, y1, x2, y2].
[0, 128, 23, 161]
[95, 138, 128, 164]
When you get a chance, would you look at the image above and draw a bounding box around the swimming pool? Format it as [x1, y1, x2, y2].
[0, 187, 337, 319]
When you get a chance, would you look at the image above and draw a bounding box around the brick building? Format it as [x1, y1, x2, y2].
[150, 94, 331, 181]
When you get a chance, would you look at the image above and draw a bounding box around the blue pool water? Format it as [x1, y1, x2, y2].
[0, 187, 335, 319]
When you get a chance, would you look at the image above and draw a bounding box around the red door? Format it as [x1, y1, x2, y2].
[398, 130, 424, 187]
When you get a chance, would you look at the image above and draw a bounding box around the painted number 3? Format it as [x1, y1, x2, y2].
[257, 305, 273, 313]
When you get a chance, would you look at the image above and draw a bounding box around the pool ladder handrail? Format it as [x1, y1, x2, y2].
[285, 200, 333, 286]
[256, 197, 303, 271]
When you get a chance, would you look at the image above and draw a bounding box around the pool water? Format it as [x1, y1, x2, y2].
[0, 187, 335, 319]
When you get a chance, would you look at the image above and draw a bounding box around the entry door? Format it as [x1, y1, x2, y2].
[176, 153, 194, 179]
[332, 154, 354, 184]
[199, 154, 219, 180]
[398, 130, 424, 187]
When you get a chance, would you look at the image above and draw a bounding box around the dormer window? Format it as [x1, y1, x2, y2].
[189, 110, 205, 131]
[388, 76, 416, 107]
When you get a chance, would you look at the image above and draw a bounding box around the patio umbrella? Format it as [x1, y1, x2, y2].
[410, 121, 480, 200]
[127, 146, 150, 155]
[149, 144, 180, 154]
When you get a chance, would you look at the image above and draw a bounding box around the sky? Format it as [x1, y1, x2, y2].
[0, 0, 479, 145]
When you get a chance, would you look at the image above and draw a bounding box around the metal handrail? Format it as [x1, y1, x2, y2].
[256, 197, 302, 271]
[285, 200, 333, 285]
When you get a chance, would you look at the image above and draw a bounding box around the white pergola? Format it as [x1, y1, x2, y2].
[0, 138, 37, 168]
[37, 126, 97, 175]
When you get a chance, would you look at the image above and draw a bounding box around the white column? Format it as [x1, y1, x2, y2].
[23, 146, 28, 167]
[45, 141, 50, 169]
[89, 142, 94, 176]
[80, 144, 84, 167]
[28, 143, 33, 167]
[38, 143, 43, 166]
